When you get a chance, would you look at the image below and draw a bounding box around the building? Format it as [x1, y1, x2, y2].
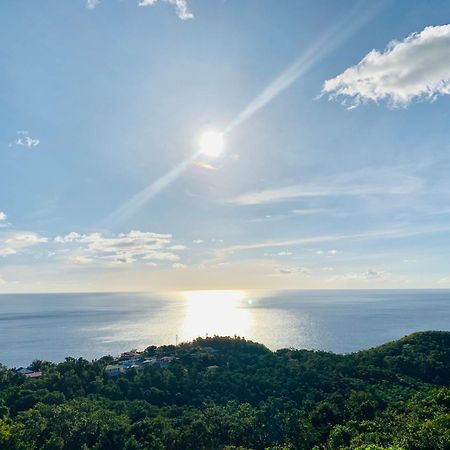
[15, 367, 43, 379]
[105, 364, 125, 377]
[118, 351, 141, 362]
[25, 371, 43, 379]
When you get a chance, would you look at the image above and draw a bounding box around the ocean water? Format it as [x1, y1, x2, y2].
[0, 289, 449, 367]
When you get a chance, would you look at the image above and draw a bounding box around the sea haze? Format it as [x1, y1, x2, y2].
[0, 289, 449, 367]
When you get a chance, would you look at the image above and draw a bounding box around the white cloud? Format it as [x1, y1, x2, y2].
[71, 255, 94, 265]
[139, 0, 193, 20]
[291, 208, 331, 216]
[14, 131, 40, 149]
[330, 268, 390, 281]
[0, 231, 48, 257]
[172, 262, 187, 269]
[54, 232, 81, 243]
[0, 212, 9, 228]
[85, 0, 193, 19]
[142, 251, 180, 262]
[0, 248, 16, 257]
[277, 251, 293, 256]
[231, 167, 422, 205]
[322, 24, 450, 108]
[193, 239, 204, 244]
[169, 244, 186, 251]
[317, 249, 339, 256]
[55, 230, 183, 265]
[86, 0, 100, 9]
[275, 266, 310, 276]
[438, 276, 450, 285]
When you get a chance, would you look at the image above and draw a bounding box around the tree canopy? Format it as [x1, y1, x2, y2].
[0, 331, 448, 449]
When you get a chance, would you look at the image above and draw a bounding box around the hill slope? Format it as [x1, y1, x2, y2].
[0, 331, 449, 449]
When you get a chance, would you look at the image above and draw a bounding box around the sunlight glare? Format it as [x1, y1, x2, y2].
[179, 290, 252, 341]
[198, 130, 225, 159]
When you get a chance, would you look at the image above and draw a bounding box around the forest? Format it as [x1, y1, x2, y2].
[0, 331, 449, 449]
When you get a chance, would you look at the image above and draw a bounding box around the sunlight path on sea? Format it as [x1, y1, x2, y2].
[179, 290, 252, 342]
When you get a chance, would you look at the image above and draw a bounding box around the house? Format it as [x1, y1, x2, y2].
[105, 354, 177, 376]
[158, 356, 177, 368]
[140, 356, 178, 368]
[118, 351, 141, 362]
[25, 371, 43, 379]
[16, 367, 33, 375]
[15, 367, 43, 379]
[105, 364, 125, 377]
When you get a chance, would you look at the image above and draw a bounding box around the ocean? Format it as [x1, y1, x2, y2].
[0, 289, 449, 367]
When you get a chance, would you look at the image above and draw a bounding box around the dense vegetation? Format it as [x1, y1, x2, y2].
[0, 331, 449, 449]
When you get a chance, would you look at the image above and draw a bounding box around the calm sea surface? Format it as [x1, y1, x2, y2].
[0, 289, 449, 367]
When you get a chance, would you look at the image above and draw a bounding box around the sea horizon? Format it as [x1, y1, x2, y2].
[1, 289, 449, 368]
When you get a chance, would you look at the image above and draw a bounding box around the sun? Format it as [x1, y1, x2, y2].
[198, 130, 225, 159]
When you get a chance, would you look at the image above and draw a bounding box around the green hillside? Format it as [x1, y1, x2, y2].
[0, 331, 449, 449]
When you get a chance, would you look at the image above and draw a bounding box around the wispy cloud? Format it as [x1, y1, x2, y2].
[139, 0, 193, 20]
[231, 167, 423, 205]
[217, 224, 450, 257]
[13, 130, 40, 149]
[322, 24, 450, 108]
[249, 208, 333, 223]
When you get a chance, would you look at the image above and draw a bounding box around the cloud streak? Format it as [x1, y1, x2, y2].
[217, 224, 450, 257]
[322, 24, 450, 108]
[231, 167, 423, 205]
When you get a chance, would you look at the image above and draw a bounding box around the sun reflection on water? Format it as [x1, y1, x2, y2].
[179, 290, 252, 342]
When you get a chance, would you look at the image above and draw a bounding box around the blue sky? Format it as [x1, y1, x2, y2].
[1, 0, 450, 292]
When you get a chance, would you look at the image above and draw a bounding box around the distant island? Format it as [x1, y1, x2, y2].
[0, 332, 449, 449]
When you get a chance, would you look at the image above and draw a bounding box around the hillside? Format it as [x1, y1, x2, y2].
[0, 331, 449, 449]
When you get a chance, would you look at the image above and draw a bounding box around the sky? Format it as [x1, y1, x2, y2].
[1, 0, 450, 292]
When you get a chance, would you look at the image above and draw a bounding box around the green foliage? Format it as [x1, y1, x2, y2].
[0, 332, 448, 449]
